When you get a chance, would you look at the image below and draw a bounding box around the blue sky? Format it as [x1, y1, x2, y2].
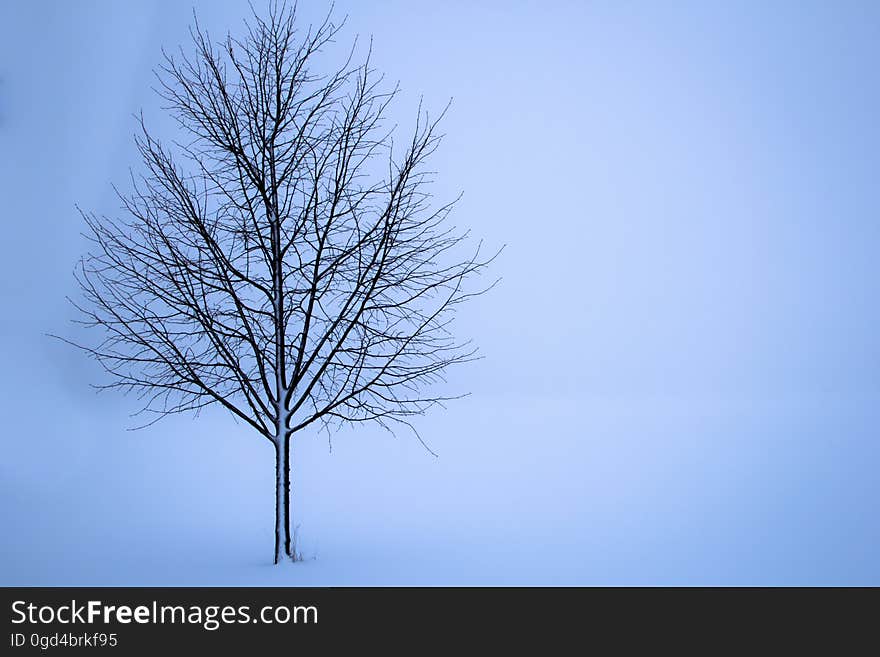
[1, 1, 878, 584]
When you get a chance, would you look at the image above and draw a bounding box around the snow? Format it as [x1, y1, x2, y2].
[2, 393, 879, 586]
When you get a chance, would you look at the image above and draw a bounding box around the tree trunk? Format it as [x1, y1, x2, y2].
[274, 436, 292, 564]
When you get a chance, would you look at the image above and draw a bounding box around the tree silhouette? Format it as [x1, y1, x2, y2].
[64, 3, 495, 563]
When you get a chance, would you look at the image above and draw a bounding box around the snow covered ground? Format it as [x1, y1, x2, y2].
[3, 392, 878, 586]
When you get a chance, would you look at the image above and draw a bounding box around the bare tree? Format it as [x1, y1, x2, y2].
[64, 3, 495, 563]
